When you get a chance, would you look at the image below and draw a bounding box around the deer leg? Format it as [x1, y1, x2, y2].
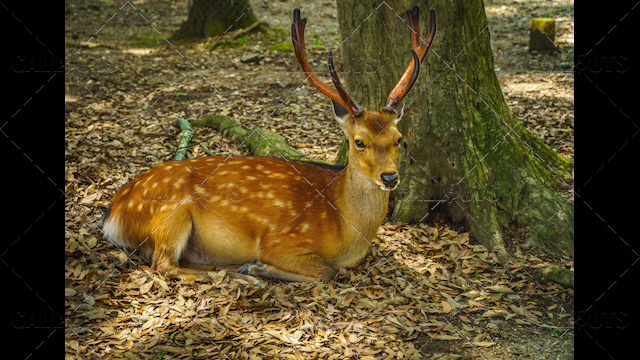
[150, 220, 261, 284]
[238, 249, 337, 282]
[178, 260, 262, 283]
[156, 253, 261, 284]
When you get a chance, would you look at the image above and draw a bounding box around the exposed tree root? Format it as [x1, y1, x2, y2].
[190, 115, 322, 162]
[536, 265, 574, 288]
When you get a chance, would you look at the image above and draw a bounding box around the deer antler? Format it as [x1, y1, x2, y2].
[383, 6, 437, 112]
[292, 9, 363, 116]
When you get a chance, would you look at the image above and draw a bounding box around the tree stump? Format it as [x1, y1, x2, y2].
[529, 18, 557, 53]
[172, 0, 259, 39]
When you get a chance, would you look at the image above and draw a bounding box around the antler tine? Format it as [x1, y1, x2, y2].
[408, 5, 421, 50]
[328, 51, 363, 116]
[383, 50, 421, 112]
[408, 7, 436, 62]
[291, 10, 333, 99]
[292, 9, 362, 116]
[383, 6, 437, 112]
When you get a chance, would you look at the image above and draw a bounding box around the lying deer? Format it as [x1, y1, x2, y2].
[103, 6, 436, 283]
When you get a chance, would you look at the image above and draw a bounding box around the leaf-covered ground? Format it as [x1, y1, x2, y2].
[65, 0, 574, 358]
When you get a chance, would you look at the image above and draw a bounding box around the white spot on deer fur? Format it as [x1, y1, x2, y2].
[248, 213, 269, 224]
[137, 203, 143, 212]
[185, 167, 192, 173]
[163, 177, 171, 184]
[321, 211, 327, 219]
[127, 200, 135, 209]
[263, 170, 272, 175]
[274, 200, 286, 207]
[121, 188, 130, 196]
[160, 204, 168, 211]
[173, 178, 185, 189]
[241, 165, 250, 170]
[300, 223, 311, 232]
[247, 176, 256, 180]
[256, 164, 265, 170]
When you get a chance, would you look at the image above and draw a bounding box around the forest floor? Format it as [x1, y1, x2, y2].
[65, 0, 574, 359]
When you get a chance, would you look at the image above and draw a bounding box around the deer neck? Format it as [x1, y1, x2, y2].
[333, 165, 390, 241]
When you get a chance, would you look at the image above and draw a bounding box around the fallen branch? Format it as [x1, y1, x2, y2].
[197, 141, 216, 157]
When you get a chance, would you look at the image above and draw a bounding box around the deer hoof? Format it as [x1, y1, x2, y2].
[237, 262, 264, 275]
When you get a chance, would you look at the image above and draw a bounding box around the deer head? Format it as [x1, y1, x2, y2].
[291, 6, 436, 191]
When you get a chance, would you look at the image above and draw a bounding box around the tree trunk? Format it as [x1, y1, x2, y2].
[336, 0, 573, 257]
[173, 0, 258, 39]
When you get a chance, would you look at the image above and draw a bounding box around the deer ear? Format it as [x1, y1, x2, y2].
[332, 100, 350, 125]
[394, 104, 405, 125]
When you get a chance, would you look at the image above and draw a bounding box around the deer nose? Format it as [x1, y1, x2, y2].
[381, 172, 399, 189]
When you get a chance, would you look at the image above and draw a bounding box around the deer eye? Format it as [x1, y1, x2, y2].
[395, 137, 403, 147]
[354, 139, 366, 149]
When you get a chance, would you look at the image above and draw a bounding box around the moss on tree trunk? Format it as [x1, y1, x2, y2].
[336, 0, 573, 257]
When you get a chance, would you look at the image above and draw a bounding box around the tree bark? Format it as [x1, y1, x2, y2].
[172, 0, 258, 39]
[336, 0, 573, 257]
